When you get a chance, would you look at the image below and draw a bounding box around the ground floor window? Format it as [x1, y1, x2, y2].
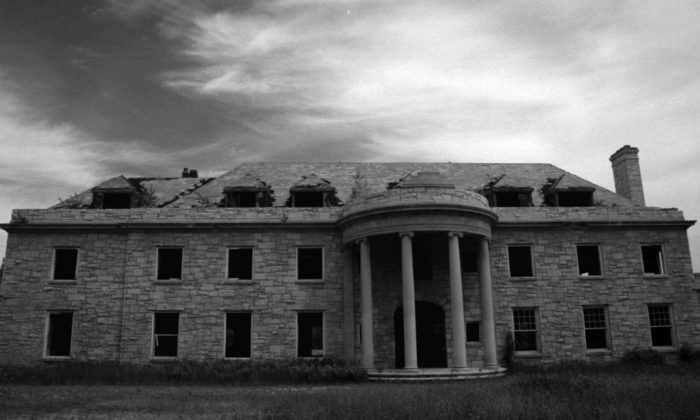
[298, 312, 323, 357]
[153, 312, 179, 357]
[648, 304, 674, 347]
[45, 312, 73, 357]
[582, 306, 609, 349]
[513, 308, 538, 352]
[225, 312, 252, 358]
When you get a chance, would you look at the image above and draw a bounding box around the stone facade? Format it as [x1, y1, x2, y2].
[0, 148, 697, 371]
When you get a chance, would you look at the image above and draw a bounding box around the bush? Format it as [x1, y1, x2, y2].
[679, 343, 700, 363]
[0, 358, 367, 385]
[622, 348, 664, 365]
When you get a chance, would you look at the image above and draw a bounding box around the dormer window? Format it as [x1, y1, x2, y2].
[90, 175, 135, 209]
[223, 174, 274, 208]
[544, 188, 595, 207]
[101, 192, 133, 209]
[486, 189, 533, 207]
[287, 174, 339, 208]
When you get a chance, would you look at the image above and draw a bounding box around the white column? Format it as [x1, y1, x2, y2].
[479, 237, 498, 368]
[342, 245, 355, 361]
[448, 232, 467, 369]
[400, 232, 418, 370]
[358, 238, 374, 369]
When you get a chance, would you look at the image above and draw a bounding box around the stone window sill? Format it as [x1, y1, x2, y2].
[514, 351, 542, 358]
[153, 280, 183, 285]
[150, 357, 180, 363]
[224, 356, 252, 360]
[47, 280, 78, 285]
[296, 280, 324, 284]
[224, 279, 255, 285]
[43, 356, 71, 362]
[509, 277, 536, 282]
[578, 276, 605, 281]
[643, 274, 669, 279]
[651, 346, 678, 353]
[585, 349, 612, 355]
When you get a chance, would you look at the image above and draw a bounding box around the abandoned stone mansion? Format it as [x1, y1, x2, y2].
[0, 146, 698, 377]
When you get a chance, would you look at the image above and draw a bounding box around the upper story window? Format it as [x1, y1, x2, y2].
[577, 245, 602, 277]
[227, 248, 253, 280]
[508, 245, 534, 278]
[53, 248, 78, 280]
[486, 189, 533, 207]
[157, 247, 183, 281]
[641, 244, 665, 275]
[91, 176, 135, 209]
[223, 174, 274, 208]
[541, 175, 595, 207]
[297, 247, 323, 281]
[286, 174, 340, 208]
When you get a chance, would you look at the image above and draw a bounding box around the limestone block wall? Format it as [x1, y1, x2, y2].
[490, 226, 699, 363]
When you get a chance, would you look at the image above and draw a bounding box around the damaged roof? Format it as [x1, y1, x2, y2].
[50, 162, 635, 209]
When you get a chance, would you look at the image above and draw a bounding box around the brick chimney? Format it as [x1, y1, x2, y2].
[609, 145, 645, 206]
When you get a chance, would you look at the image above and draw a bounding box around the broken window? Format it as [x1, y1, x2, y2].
[577, 245, 602, 277]
[228, 248, 253, 280]
[101, 192, 132, 209]
[508, 246, 534, 278]
[157, 248, 183, 280]
[286, 174, 339, 207]
[45, 312, 73, 357]
[225, 312, 252, 358]
[292, 191, 325, 207]
[488, 190, 533, 207]
[513, 308, 539, 352]
[53, 248, 78, 280]
[153, 312, 179, 357]
[583, 307, 609, 350]
[466, 321, 480, 342]
[413, 245, 433, 281]
[298, 248, 323, 280]
[298, 312, 323, 357]
[556, 191, 593, 206]
[648, 305, 674, 347]
[223, 174, 274, 207]
[641, 245, 665, 275]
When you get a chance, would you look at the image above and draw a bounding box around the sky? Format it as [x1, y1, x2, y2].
[0, 0, 699, 270]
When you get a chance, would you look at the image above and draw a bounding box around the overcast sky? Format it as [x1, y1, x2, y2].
[1, 0, 699, 269]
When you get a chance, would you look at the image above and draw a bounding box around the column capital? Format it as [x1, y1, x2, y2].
[447, 232, 463, 238]
[398, 232, 414, 239]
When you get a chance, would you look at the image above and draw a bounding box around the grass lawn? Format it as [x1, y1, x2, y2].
[1, 367, 699, 419]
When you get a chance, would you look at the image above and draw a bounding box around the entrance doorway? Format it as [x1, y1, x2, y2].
[394, 301, 447, 368]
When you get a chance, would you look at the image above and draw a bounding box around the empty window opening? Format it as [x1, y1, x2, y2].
[648, 305, 674, 347]
[230, 191, 257, 207]
[228, 248, 253, 280]
[557, 191, 593, 206]
[641, 245, 665, 275]
[292, 191, 325, 207]
[46, 312, 73, 357]
[460, 246, 478, 273]
[298, 312, 323, 357]
[413, 245, 433, 281]
[513, 308, 538, 352]
[157, 248, 183, 280]
[583, 307, 608, 349]
[225, 312, 252, 358]
[101, 192, 132, 209]
[153, 312, 179, 357]
[298, 248, 323, 280]
[466, 321, 480, 342]
[508, 246, 533, 277]
[53, 248, 78, 280]
[577, 245, 602, 276]
[492, 191, 532, 207]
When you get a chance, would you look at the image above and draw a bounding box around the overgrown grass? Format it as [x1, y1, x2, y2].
[0, 358, 366, 385]
[1, 364, 699, 419]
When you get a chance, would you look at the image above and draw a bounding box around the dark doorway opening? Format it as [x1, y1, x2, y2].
[394, 301, 447, 368]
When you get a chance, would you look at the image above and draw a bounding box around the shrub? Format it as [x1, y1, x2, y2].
[679, 343, 700, 363]
[622, 348, 664, 365]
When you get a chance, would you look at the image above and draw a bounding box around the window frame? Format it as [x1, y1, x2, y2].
[297, 311, 324, 357]
[648, 304, 675, 348]
[507, 245, 535, 279]
[44, 311, 74, 359]
[226, 247, 255, 282]
[51, 247, 79, 282]
[155, 247, 184, 282]
[152, 312, 180, 359]
[576, 244, 603, 278]
[296, 247, 324, 282]
[640, 244, 667, 276]
[582, 306, 611, 351]
[512, 307, 540, 354]
[223, 311, 253, 359]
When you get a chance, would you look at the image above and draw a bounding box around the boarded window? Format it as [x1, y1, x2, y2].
[513, 308, 538, 352]
[46, 312, 73, 357]
[298, 248, 323, 280]
[508, 246, 533, 277]
[298, 312, 323, 357]
[583, 307, 608, 349]
[641, 245, 665, 275]
[466, 321, 480, 342]
[225, 312, 252, 358]
[648, 305, 674, 347]
[228, 248, 253, 280]
[413, 245, 433, 281]
[577, 245, 602, 277]
[153, 312, 179, 357]
[53, 248, 78, 280]
[157, 248, 183, 280]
